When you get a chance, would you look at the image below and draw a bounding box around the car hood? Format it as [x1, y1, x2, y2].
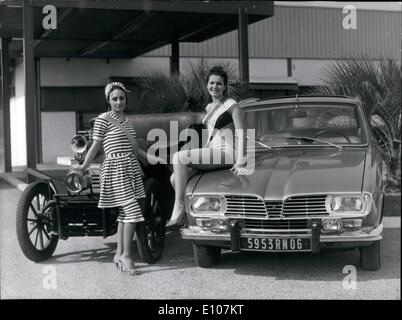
[191, 149, 367, 200]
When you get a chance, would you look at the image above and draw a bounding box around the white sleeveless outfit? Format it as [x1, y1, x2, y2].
[202, 98, 237, 163]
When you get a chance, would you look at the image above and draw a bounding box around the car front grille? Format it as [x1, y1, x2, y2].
[282, 195, 328, 217]
[224, 195, 267, 219]
[224, 195, 328, 218]
[244, 218, 309, 230]
[265, 201, 283, 218]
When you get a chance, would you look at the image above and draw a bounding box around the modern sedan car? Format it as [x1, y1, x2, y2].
[181, 96, 385, 271]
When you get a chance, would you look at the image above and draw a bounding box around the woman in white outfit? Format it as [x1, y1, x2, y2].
[167, 66, 248, 227]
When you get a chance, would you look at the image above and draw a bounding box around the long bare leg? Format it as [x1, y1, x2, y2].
[166, 152, 188, 226]
[113, 221, 124, 264]
[120, 222, 136, 269]
[167, 148, 233, 226]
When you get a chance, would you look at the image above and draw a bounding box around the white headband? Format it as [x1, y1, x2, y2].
[105, 82, 130, 99]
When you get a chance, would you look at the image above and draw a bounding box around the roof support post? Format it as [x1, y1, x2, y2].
[170, 40, 180, 77]
[23, 0, 38, 172]
[35, 58, 42, 163]
[1, 37, 12, 172]
[238, 7, 249, 90]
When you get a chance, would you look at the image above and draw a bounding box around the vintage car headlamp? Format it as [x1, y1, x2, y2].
[190, 195, 225, 214]
[70, 134, 88, 153]
[64, 169, 91, 194]
[325, 194, 371, 215]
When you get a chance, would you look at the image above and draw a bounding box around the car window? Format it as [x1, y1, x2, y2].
[244, 103, 367, 147]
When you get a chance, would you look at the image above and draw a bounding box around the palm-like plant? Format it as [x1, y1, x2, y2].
[313, 55, 401, 188]
[135, 59, 244, 113]
[134, 71, 188, 114]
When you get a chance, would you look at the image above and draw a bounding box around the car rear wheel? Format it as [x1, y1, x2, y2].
[16, 182, 59, 262]
[137, 178, 166, 264]
[359, 240, 381, 271]
[193, 243, 221, 268]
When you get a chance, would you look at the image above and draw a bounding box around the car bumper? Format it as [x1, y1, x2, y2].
[180, 222, 383, 252]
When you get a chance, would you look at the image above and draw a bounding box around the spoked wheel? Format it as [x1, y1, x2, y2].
[137, 178, 166, 263]
[16, 182, 59, 262]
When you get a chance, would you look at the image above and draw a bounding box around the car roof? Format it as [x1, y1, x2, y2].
[239, 95, 360, 109]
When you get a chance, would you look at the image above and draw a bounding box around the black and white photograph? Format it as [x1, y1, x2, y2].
[0, 0, 400, 308]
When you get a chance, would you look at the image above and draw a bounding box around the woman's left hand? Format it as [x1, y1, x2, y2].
[230, 162, 248, 175]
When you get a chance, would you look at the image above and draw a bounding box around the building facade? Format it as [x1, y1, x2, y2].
[3, 2, 401, 167]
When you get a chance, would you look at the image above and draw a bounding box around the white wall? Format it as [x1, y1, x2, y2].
[41, 57, 291, 86]
[10, 59, 27, 167]
[291, 59, 336, 86]
[291, 58, 384, 86]
[180, 57, 288, 82]
[40, 57, 170, 86]
[41, 112, 76, 163]
[250, 59, 288, 82]
[10, 96, 27, 167]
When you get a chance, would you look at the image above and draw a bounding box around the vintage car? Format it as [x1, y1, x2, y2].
[16, 95, 384, 272]
[16, 111, 200, 264]
[181, 96, 384, 271]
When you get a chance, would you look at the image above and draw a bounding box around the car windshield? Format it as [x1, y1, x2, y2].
[244, 103, 367, 150]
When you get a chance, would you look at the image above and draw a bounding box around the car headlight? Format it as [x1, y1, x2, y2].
[71, 134, 88, 153]
[64, 169, 91, 194]
[189, 195, 225, 214]
[325, 194, 371, 215]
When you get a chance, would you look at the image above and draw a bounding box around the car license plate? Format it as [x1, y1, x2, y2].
[240, 237, 311, 251]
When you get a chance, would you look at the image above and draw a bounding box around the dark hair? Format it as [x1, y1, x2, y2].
[206, 66, 228, 97]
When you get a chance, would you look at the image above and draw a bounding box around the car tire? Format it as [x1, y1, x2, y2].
[359, 240, 381, 271]
[193, 243, 221, 268]
[137, 178, 166, 264]
[16, 182, 59, 262]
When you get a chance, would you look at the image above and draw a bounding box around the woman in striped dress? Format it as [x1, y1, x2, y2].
[72, 82, 145, 275]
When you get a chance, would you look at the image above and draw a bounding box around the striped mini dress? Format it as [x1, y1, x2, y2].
[92, 110, 145, 223]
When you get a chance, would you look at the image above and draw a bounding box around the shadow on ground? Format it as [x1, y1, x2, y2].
[43, 229, 400, 282]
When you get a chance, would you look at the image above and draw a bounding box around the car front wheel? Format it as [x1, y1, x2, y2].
[359, 240, 381, 271]
[16, 182, 59, 262]
[193, 243, 221, 268]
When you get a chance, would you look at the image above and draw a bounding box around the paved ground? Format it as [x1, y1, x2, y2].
[0, 179, 400, 300]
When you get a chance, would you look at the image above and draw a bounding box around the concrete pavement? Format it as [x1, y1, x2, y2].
[0, 178, 400, 300]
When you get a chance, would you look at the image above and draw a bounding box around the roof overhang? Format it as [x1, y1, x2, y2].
[0, 0, 274, 59]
